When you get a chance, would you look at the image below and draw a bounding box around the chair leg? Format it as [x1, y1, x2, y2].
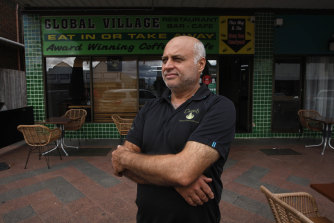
[40, 146, 51, 169]
[43, 152, 50, 169]
[38, 147, 42, 160]
[57, 147, 62, 160]
[25, 148, 32, 169]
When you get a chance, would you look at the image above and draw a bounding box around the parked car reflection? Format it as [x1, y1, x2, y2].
[315, 90, 334, 102]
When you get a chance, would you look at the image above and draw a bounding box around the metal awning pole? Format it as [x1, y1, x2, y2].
[0, 37, 24, 48]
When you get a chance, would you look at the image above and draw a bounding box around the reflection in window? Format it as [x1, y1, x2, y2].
[45, 57, 91, 119]
[274, 63, 300, 97]
[305, 56, 334, 118]
[93, 57, 137, 122]
[138, 60, 166, 108]
[204, 60, 217, 94]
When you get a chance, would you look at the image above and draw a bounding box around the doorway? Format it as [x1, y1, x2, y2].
[272, 57, 302, 132]
[219, 55, 253, 133]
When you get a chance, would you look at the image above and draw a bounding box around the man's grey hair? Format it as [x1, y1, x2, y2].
[193, 41, 206, 64]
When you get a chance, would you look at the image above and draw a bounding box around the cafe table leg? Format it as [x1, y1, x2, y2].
[305, 122, 325, 148]
[60, 137, 69, 156]
[63, 141, 79, 150]
[321, 124, 333, 155]
[327, 124, 334, 150]
[329, 139, 334, 149]
[321, 138, 327, 155]
[59, 125, 69, 156]
[42, 139, 60, 155]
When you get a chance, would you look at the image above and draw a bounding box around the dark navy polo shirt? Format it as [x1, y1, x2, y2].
[126, 84, 236, 223]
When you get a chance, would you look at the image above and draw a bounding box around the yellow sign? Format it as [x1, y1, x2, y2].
[219, 16, 254, 54]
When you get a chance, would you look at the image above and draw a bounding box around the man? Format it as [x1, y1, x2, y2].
[112, 36, 235, 223]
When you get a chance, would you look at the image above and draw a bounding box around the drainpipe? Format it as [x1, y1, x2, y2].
[16, 3, 21, 71]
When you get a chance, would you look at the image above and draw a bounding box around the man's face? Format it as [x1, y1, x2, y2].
[161, 37, 204, 92]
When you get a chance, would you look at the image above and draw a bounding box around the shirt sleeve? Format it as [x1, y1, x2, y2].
[126, 100, 152, 148]
[188, 96, 236, 161]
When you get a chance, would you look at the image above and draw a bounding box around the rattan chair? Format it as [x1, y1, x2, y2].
[260, 185, 332, 223]
[17, 125, 62, 169]
[111, 114, 134, 143]
[63, 109, 87, 148]
[297, 110, 325, 148]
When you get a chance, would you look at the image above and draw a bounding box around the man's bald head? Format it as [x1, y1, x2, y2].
[165, 36, 206, 64]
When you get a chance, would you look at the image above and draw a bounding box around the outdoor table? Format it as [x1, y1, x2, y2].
[306, 115, 334, 155]
[310, 183, 334, 202]
[43, 116, 71, 156]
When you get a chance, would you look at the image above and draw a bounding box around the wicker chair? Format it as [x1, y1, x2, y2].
[63, 109, 87, 148]
[17, 125, 62, 169]
[260, 185, 332, 223]
[297, 110, 325, 148]
[111, 114, 134, 142]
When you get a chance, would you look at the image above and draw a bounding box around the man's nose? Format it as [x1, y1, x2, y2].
[163, 59, 174, 69]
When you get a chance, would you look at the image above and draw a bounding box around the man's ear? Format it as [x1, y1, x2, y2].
[197, 57, 206, 73]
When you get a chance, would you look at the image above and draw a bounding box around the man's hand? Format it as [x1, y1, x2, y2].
[175, 175, 214, 206]
[111, 145, 132, 176]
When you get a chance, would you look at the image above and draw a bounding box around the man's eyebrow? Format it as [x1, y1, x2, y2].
[172, 55, 185, 60]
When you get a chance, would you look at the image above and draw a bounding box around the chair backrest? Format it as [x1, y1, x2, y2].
[297, 110, 323, 132]
[64, 109, 87, 131]
[111, 114, 133, 136]
[17, 125, 55, 146]
[260, 185, 316, 223]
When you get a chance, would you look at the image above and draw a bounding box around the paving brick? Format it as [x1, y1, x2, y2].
[0, 139, 333, 222]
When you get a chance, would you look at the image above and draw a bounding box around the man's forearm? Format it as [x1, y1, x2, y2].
[120, 150, 181, 186]
[122, 169, 150, 184]
[113, 141, 220, 187]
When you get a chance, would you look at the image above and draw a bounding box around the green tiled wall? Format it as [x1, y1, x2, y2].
[236, 12, 275, 138]
[23, 14, 120, 139]
[235, 12, 300, 139]
[23, 13, 311, 139]
[23, 15, 44, 122]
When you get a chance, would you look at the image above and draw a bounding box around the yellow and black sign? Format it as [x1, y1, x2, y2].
[219, 16, 255, 54]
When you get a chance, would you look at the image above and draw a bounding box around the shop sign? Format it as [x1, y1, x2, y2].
[41, 15, 254, 56]
[41, 16, 219, 55]
[219, 16, 255, 54]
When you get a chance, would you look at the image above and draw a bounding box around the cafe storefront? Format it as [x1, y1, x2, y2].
[22, 11, 334, 139]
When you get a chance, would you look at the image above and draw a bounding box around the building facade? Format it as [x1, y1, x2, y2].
[20, 7, 334, 139]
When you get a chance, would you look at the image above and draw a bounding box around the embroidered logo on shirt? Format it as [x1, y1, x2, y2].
[186, 113, 194, 119]
[184, 109, 199, 120]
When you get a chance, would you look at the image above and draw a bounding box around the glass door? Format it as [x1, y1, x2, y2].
[272, 57, 302, 132]
[219, 55, 253, 133]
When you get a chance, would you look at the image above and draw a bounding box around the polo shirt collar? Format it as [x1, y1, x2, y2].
[160, 84, 211, 103]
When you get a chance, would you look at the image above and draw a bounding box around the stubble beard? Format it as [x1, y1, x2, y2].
[163, 72, 199, 94]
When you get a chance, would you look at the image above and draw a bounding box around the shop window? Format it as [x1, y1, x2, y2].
[203, 60, 218, 93]
[92, 57, 137, 122]
[305, 57, 334, 118]
[45, 57, 91, 120]
[138, 60, 166, 108]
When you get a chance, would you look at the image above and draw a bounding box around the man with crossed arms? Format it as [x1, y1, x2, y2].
[112, 36, 235, 223]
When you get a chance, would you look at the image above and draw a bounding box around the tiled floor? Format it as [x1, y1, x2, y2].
[0, 138, 333, 223]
